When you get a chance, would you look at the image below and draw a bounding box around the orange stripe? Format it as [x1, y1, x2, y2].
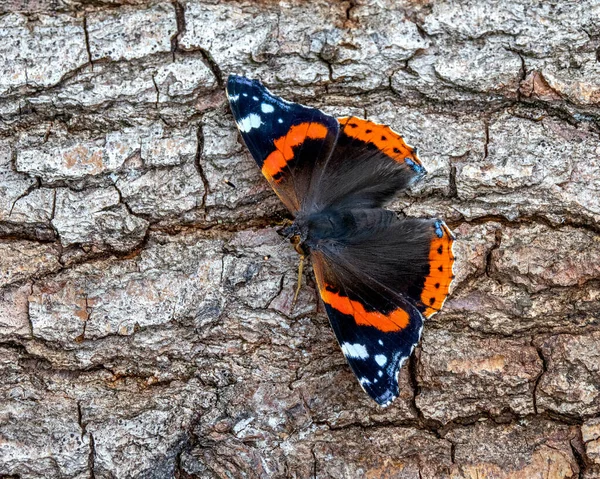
[421, 222, 455, 317]
[320, 287, 409, 333]
[262, 122, 328, 181]
[338, 117, 422, 167]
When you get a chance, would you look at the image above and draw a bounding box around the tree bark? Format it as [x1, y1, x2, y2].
[0, 0, 599, 477]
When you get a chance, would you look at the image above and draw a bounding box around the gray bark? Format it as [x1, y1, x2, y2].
[0, 0, 599, 477]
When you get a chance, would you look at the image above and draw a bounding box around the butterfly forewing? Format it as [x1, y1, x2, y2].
[227, 75, 339, 213]
[305, 117, 426, 210]
[312, 249, 424, 406]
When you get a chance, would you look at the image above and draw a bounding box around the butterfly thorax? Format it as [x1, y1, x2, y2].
[284, 208, 379, 255]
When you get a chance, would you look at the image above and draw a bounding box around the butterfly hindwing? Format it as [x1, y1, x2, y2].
[324, 298, 424, 407]
[419, 220, 456, 318]
[326, 214, 456, 318]
[227, 75, 339, 213]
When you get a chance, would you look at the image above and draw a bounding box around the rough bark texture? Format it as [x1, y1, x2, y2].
[0, 0, 599, 478]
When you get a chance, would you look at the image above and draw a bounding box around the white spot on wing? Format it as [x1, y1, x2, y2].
[341, 343, 369, 359]
[375, 354, 388, 367]
[378, 339, 384, 346]
[378, 371, 383, 377]
[261, 103, 274, 113]
[359, 377, 372, 386]
[252, 96, 258, 101]
[237, 114, 262, 133]
[242, 93, 248, 97]
[278, 118, 283, 123]
[228, 94, 239, 102]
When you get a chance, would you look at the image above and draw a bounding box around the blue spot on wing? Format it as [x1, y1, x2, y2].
[434, 220, 444, 238]
[405, 157, 425, 174]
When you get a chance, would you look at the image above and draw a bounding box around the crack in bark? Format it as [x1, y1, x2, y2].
[449, 440, 456, 464]
[43, 120, 53, 143]
[151, 74, 160, 107]
[25, 282, 34, 338]
[483, 118, 490, 162]
[320, 56, 334, 86]
[570, 426, 588, 479]
[516, 51, 527, 101]
[170, 0, 186, 61]
[75, 294, 93, 343]
[484, 227, 502, 277]
[266, 274, 285, 310]
[406, 352, 450, 438]
[88, 433, 96, 479]
[448, 212, 600, 235]
[448, 165, 458, 199]
[48, 189, 65, 264]
[344, 0, 356, 22]
[78, 401, 96, 479]
[83, 17, 94, 71]
[111, 176, 139, 219]
[8, 178, 40, 218]
[9, 147, 18, 173]
[199, 48, 224, 88]
[531, 337, 548, 416]
[194, 124, 210, 212]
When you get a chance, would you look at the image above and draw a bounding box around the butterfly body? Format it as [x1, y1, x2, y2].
[227, 75, 455, 406]
[282, 208, 395, 252]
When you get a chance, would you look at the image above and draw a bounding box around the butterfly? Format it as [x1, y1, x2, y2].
[226, 75, 455, 406]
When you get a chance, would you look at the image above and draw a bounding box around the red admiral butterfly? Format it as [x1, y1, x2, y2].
[227, 75, 455, 406]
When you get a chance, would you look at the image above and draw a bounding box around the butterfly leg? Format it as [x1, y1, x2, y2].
[291, 254, 305, 309]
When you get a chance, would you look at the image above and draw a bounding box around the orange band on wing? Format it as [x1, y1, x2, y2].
[262, 122, 328, 181]
[338, 117, 422, 167]
[320, 286, 409, 333]
[421, 222, 455, 317]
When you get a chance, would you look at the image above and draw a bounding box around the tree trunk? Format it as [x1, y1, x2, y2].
[1, 0, 599, 477]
